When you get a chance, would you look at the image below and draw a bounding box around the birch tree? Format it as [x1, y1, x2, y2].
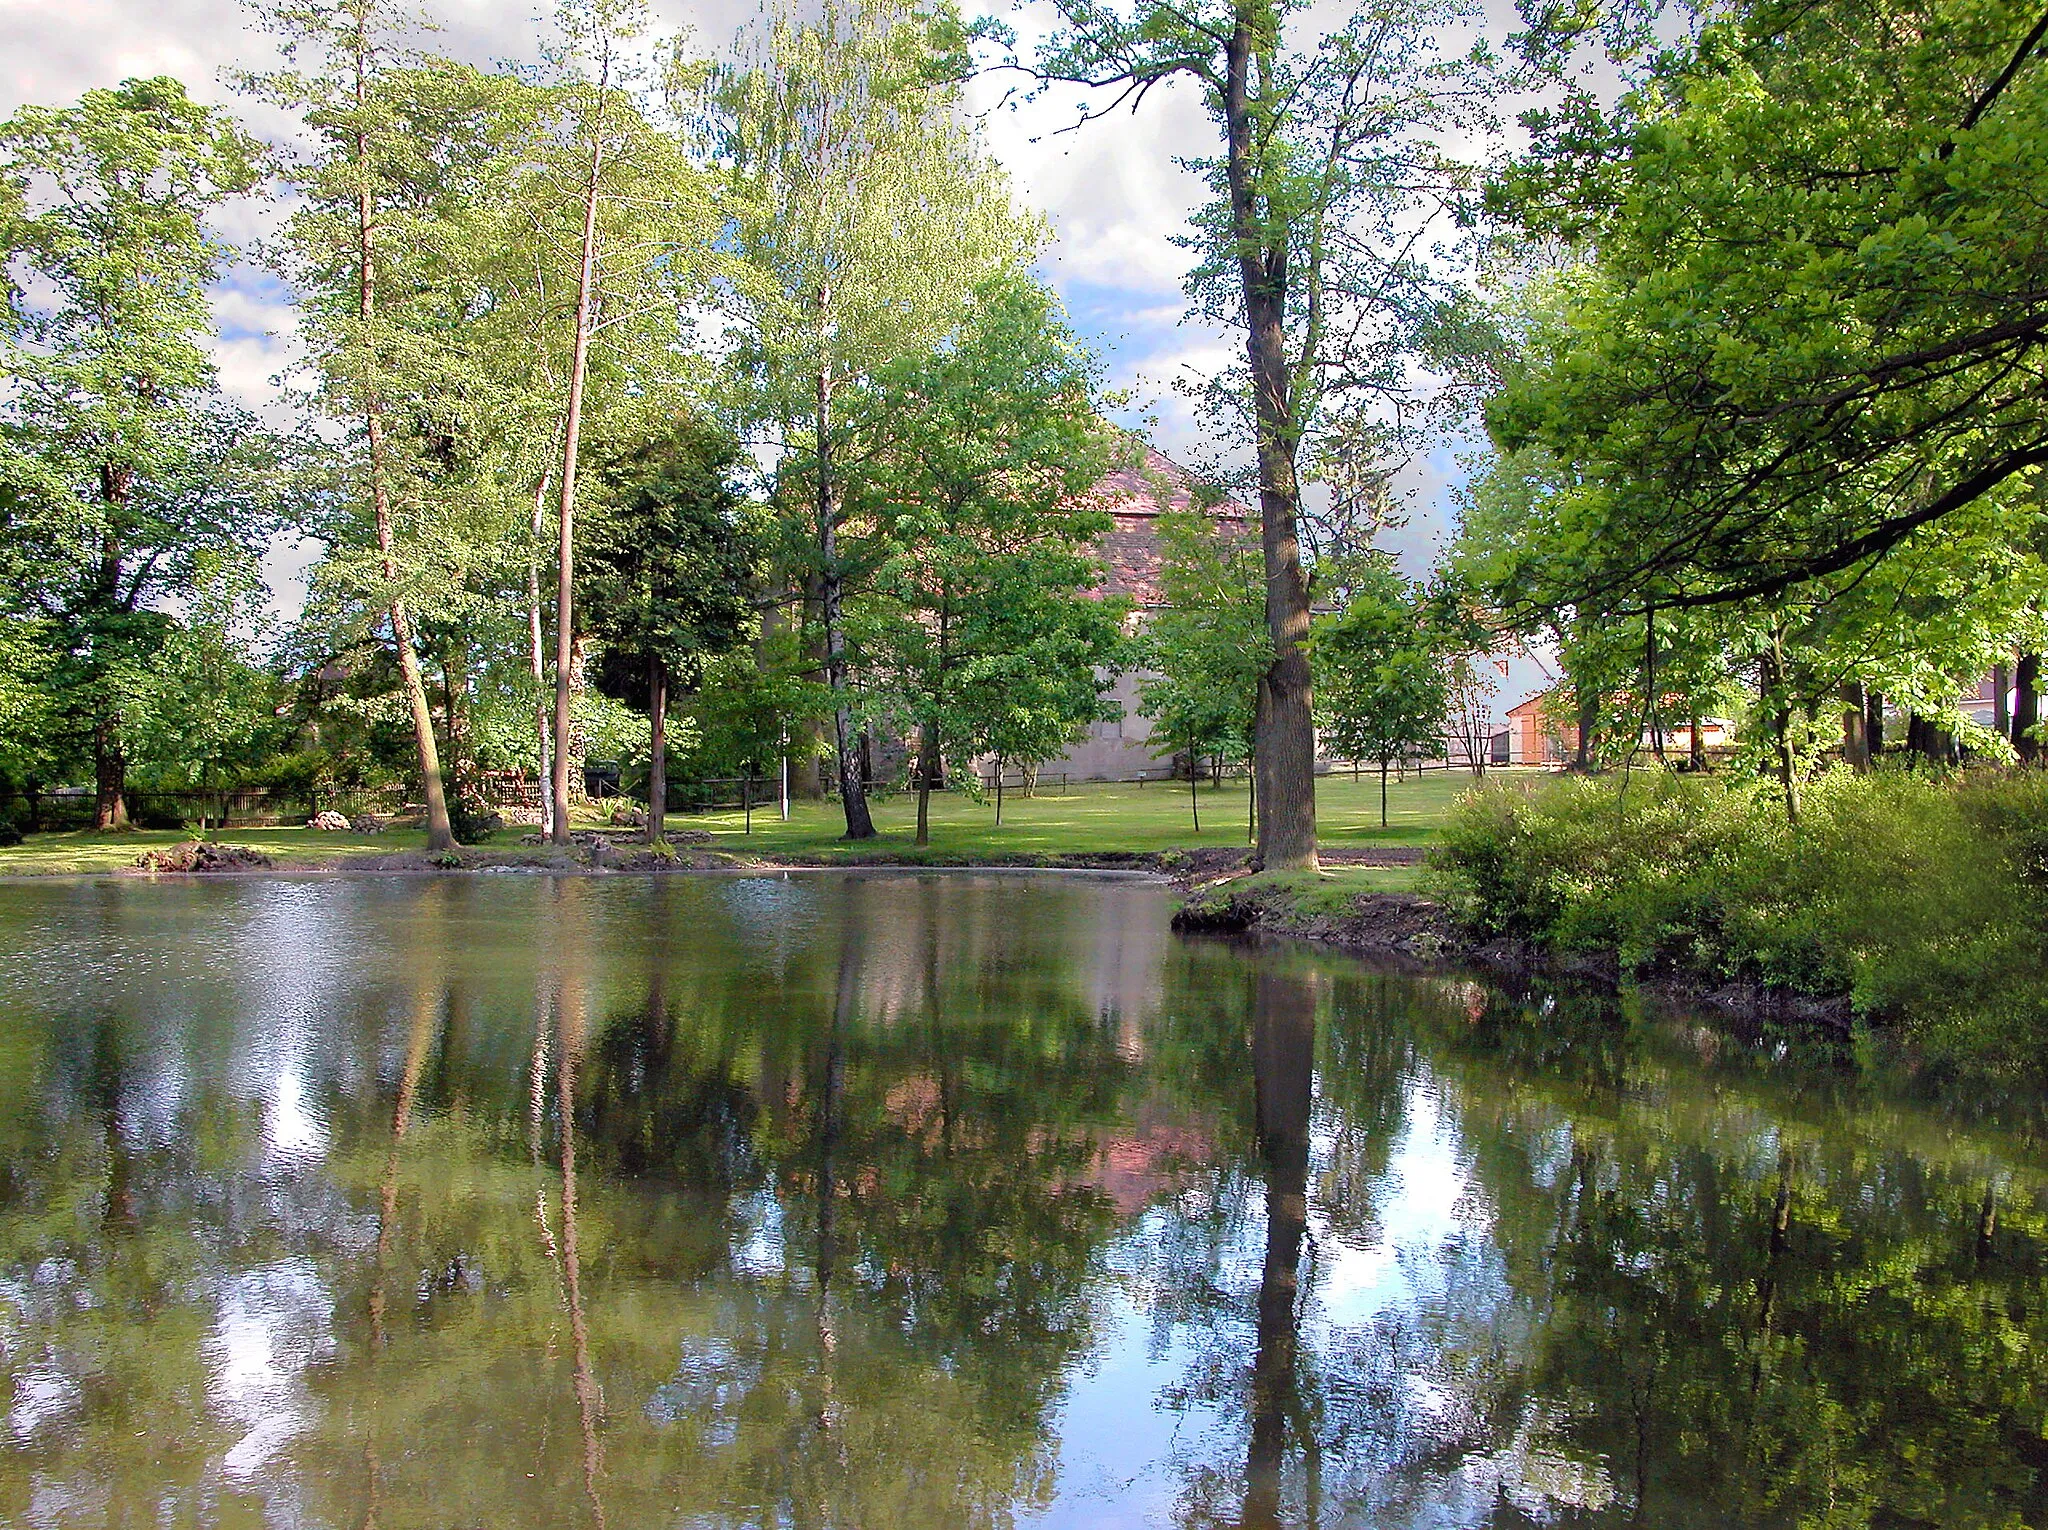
[521, 0, 736, 844]
[720, 0, 1029, 839]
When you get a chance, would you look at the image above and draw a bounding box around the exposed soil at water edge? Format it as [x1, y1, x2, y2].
[1170, 862, 1856, 1032]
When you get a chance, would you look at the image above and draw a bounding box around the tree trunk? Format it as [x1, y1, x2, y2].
[529, 470, 554, 838]
[1688, 707, 1707, 771]
[1379, 758, 1389, 828]
[1909, 712, 1952, 766]
[91, 474, 131, 831]
[1189, 740, 1201, 834]
[1575, 683, 1598, 771]
[1224, 20, 1316, 871]
[1840, 680, 1869, 770]
[645, 655, 667, 845]
[915, 720, 937, 846]
[93, 713, 129, 830]
[2016, 654, 2041, 763]
[1247, 739, 1257, 849]
[1761, 638, 1799, 824]
[1645, 605, 1666, 764]
[799, 584, 829, 799]
[550, 118, 605, 849]
[816, 355, 876, 839]
[995, 756, 1004, 825]
[352, 98, 453, 853]
[1243, 963, 1316, 1530]
[1866, 688, 1885, 756]
[1994, 661, 2011, 744]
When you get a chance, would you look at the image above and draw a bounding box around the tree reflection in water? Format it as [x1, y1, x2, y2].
[1242, 964, 1317, 1530]
[0, 874, 2042, 1527]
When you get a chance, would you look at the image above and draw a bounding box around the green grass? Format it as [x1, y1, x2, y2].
[0, 826, 435, 876]
[0, 768, 1501, 875]
[677, 768, 1482, 859]
[1227, 863, 1428, 907]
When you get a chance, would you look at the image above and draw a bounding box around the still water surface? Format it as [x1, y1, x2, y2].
[0, 872, 2043, 1528]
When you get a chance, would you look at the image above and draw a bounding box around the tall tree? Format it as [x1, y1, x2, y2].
[1032, 0, 1498, 867]
[851, 276, 1129, 845]
[507, 0, 741, 847]
[1138, 507, 1270, 840]
[1313, 563, 1449, 826]
[721, 0, 1029, 839]
[256, 0, 478, 850]
[527, 0, 717, 847]
[0, 78, 272, 829]
[581, 422, 758, 845]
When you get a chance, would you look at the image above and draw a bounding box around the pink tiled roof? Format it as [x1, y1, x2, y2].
[1079, 445, 1251, 607]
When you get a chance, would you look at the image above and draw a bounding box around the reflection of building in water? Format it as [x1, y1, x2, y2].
[833, 876, 1171, 1035]
[875, 1082, 1214, 1220]
[1079, 884, 1169, 1040]
[1080, 1113, 1214, 1218]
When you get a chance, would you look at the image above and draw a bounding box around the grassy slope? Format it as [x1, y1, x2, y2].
[0, 769, 1492, 876]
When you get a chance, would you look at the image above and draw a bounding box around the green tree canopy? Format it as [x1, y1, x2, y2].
[1481, 0, 2048, 618]
[1312, 562, 1450, 825]
[0, 76, 276, 828]
[582, 419, 760, 843]
[850, 275, 1130, 844]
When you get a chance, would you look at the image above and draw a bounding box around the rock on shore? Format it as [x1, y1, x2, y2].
[134, 842, 276, 872]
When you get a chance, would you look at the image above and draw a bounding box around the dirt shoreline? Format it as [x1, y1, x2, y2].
[80, 836, 1432, 881]
[1170, 877, 1856, 1031]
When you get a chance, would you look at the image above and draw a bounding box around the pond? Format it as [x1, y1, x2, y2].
[0, 871, 2042, 1528]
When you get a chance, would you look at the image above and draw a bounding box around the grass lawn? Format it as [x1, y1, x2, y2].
[0, 825, 435, 877]
[0, 768, 1505, 875]
[1227, 863, 1431, 901]
[679, 767, 1486, 859]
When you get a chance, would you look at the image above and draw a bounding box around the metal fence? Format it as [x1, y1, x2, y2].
[0, 787, 334, 832]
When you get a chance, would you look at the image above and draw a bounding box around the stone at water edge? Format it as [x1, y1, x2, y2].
[134, 842, 275, 872]
[307, 810, 352, 832]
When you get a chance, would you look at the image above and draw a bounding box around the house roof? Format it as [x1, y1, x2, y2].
[1083, 445, 1251, 607]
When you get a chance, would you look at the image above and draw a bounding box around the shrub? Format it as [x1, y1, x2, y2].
[132, 801, 187, 831]
[1432, 768, 2048, 1073]
[447, 788, 503, 845]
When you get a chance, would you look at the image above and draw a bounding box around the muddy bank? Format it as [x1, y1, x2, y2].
[1172, 878, 1856, 1031]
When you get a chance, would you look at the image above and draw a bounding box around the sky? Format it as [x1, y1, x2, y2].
[0, 0, 1530, 630]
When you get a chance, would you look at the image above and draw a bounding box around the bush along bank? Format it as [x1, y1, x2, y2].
[1429, 770, 2048, 1076]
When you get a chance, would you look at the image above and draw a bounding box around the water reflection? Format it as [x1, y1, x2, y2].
[0, 873, 2042, 1527]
